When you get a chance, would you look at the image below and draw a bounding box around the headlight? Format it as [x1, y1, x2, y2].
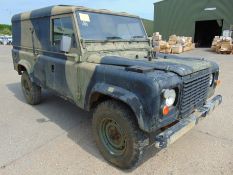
[209, 74, 214, 86]
[163, 89, 176, 107]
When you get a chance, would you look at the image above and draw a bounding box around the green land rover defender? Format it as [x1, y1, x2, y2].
[12, 5, 222, 169]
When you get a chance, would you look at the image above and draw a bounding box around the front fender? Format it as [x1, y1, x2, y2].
[87, 83, 150, 132]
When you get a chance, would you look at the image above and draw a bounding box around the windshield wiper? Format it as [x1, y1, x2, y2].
[131, 35, 145, 39]
[106, 36, 122, 40]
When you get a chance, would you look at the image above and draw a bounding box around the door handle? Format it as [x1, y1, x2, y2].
[51, 65, 55, 72]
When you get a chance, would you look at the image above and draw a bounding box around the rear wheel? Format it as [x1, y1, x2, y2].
[92, 100, 148, 169]
[21, 71, 41, 105]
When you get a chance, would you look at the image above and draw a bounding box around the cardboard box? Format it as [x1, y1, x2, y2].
[168, 40, 177, 45]
[212, 36, 233, 54]
[187, 37, 192, 43]
[177, 36, 186, 45]
[220, 44, 232, 52]
[169, 35, 177, 40]
[153, 35, 162, 41]
[154, 40, 168, 48]
[216, 44, 221, 53]
[183, 46, 192, 52]
[153, 46, 160, 52]
[153, 32, 162, 41]
[160, 48, 171, 54]
[165, 48, 172, 54]
[160, 42, 170, 49]
[168, 35, 177, 45]
[172, 45, 183, 54]
[220, 41, 232, 45]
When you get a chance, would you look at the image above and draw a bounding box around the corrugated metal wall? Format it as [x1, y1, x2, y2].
[154, 0, 233, 40]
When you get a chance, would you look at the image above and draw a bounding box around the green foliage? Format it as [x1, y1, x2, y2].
[0, 24, 12, 35]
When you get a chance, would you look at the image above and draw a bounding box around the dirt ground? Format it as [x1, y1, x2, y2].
[0, 45, 232, 175]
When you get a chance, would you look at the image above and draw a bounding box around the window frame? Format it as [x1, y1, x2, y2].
[50, 14, 78, 52]
[75, 10, 147, 41]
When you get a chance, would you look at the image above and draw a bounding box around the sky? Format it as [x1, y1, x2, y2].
[0, 0, 161, 24]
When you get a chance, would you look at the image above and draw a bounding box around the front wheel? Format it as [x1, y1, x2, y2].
[92, 100, 148, 169]
[21, 71, 41, 105]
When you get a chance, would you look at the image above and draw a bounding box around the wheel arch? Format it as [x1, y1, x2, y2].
[86, 83, 149, 132]
[17, 60, 33, 75]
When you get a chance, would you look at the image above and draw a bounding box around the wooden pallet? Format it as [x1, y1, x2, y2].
[218, 50, 232, 54]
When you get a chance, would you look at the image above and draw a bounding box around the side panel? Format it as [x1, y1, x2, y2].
[33, 54, 79, 102]
[12, 12, 82, 107]
[12, 16, 51, 77]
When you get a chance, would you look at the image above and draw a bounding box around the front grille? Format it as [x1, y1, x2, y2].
[180, 70, 210, 118]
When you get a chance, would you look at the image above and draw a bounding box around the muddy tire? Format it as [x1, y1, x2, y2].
[21, 71, 41, 105]
[92, 100, 148, 169]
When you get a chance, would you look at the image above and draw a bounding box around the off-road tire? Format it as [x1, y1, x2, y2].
[92, 100, 148, 169]
[21, 71, 41, 105]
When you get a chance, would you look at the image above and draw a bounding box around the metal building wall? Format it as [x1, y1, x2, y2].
[154, 0, 233, 40]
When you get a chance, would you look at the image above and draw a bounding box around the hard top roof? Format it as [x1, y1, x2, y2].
[12, 5, 139, 22]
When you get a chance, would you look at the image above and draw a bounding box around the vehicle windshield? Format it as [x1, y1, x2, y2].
[76, 11, 147, 41]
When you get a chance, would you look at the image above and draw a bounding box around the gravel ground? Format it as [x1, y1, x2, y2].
[0, 45, 233, 175]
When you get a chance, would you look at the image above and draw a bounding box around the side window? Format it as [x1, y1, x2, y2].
[52, 16, 76, 48]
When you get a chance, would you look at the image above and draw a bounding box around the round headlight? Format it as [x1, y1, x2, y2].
[209, 74, 214, 86]
[163, 89, 176, 107]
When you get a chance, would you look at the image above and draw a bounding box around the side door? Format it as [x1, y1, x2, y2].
[46, 14, 80, 100]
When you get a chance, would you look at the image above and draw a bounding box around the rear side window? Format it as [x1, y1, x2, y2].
[52, 17, 76, 47]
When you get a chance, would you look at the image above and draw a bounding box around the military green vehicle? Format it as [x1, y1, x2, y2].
[11, 5, 222, 169]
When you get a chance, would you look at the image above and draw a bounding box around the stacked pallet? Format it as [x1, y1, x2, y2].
[169, 35, 195, 54]
[152, 32, 171, 54]
[152, 33, 195, 54]
[211, 36, 233, 54]
[168, 35, 183, 54]
[182, 37, 195, 52]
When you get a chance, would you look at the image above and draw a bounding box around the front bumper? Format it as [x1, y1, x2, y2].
[154, 95, 222, 149]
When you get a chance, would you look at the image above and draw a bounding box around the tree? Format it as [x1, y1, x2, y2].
[0, 24, 12, 35]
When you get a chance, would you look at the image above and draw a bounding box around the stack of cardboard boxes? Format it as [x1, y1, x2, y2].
[182, 37, 195, 52]
[152, 32, 171, 54]
[169, 35, 183, 54]
[211, 36, 232, 54]
[169, 35, 195, 54]
[152, 33, 195, 54]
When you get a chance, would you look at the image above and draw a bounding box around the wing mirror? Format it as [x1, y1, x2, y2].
[60, 35, 72, 53]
